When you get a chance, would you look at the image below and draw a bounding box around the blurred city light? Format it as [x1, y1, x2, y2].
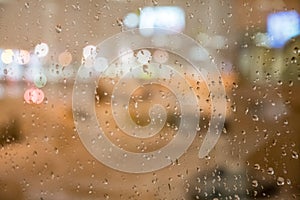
[267, 10, 300, 48]
[139, 6, 185, 36]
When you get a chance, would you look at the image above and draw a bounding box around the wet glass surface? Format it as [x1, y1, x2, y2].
[0, 0, 299, 199]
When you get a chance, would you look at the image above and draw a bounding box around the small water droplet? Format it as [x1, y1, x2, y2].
[252, 180, 258, 187]
[291, 56, 297, 64]
[104, 193, 110, 199]
[55, 24, 62, 33]
[116, 18, 123, 26]
[267, 167, 274, 175]
[24, 2, 29, 8]
[231, 105, 236, 112]
[276, 177, 284, 186]
[94, 15, 100, 21]
[254, 163, 260, 170]
[292, 151, 298, 159]
[252, 115, 259, 121]
[152, 0, 158, 6]
[103, 178, 109, 185]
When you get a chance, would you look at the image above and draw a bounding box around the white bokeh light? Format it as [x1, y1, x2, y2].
[124, 12, 139, 28]
[34, 43, 49, 57]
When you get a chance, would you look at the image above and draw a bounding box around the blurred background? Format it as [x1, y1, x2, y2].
[0, 0, 299, 199]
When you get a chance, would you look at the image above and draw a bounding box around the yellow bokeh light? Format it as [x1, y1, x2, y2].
[1, 49, 14, 64]
[58, 51, 72, 66]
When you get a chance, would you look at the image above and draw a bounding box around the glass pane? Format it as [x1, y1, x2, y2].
[0, 0, 299, 199]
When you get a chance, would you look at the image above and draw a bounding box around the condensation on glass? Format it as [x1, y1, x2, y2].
[0, 0, 299, 199]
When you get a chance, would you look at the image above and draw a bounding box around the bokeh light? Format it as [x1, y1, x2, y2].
[82, 45, 96, 59]
[33, 73, 47, 88]
[124, 12, 139, 28]
[136, 49, 152, 64]
[15, 49, 30, 65]
[119, 48, 135, 64]
[34, 42, 49, 57]
[1, 49, 14, 64]
[153, 50, 169, 64]
[24, 88, 45, 104]
[58, 51, 72, 66]
[139, 6, 185, 36]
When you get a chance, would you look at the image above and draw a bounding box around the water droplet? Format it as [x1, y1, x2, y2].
[152, 0, 158, 6]
[291, 56, 297, 64]
[292, 151, 298, 159]
[55, 24, 62, 33]
[81, 116, 86, 121]
[24, 2, 29, 8]
[116, 18, 123, 26]
[267, 167, 274, 175]
[104, 193, 110, 199]
[231, 105, 237, 112]
[102, 178, 109, 185]
[254, 163, 260, 170]
[252, 180, 258, 187]
[276, 177, 284, 186]
[252, 115, 259, 121]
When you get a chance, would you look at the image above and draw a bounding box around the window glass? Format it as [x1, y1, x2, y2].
[0, 0, 299, 199]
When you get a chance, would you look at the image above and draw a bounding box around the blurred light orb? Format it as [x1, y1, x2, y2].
[58, 51, 72, 66]
[34, 73, 47, 88]
[153, 50, 169, 63]
[24, 88, 45, 104]
[124, 13, 139, 28]
[190, 46, 209, 61]
[34, 43, 49, 57]
[267, 10, 300, 48]
[83, 45, 97, 59]
[1, 49, 14, 64]
[210, 35, 226, 49]
[254, 32, 271, 48]
[119, 48, 135, 64]
[136, 49, 152, 64]
[139, 6, 185, 36]
[94, 57, 108, 72]
[196, 32, 211, 47]
[15, 49, 30, 65]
